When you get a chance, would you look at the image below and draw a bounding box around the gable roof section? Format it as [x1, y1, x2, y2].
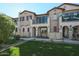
[47, 7, 65, 13]
[47, 3, 79, 13]
[20, 10, 36, 15]
[58, 3, 79, 8]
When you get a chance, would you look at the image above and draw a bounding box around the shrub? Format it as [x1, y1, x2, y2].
[14, 35, 20, 40]
[0, 13, 15, 44]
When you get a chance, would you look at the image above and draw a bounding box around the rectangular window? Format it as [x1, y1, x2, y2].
[30, 16, 32, 19]
[20, 17, 24, 21]
[42, 16, 44, 23]
[26, 16, 29, 21]
[38, 17, 41, 23]
[45, 16, 47, 23]
[22, 17, 24, 21]
[33, 16, 48, 24]
[53, 26, 58, 32]
[40, 17, 42, 23]
[32, 20, 34, 24]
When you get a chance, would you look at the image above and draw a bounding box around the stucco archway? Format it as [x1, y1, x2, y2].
[32, 27, 36, 37]
[62, 26, 69, 38]
[73, 26, 79, 40]
[38, 27, 48, 38]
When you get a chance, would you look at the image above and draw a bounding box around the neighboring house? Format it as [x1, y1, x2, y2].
[15, 3, 79, 40]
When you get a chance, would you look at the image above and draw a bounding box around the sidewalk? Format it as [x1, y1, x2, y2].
[20, 37, 50, 42]
[64, 38, 79, 44]
[21, 37, 79, 44]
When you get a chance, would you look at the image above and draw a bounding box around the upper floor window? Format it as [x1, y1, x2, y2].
[20, 17, 25, 21]
[32, 16, 48, 24]
[53, 26, 59, 32]
[26, 15, 32, 21]
[54, 13, 56, 15]
[29, 15, 32, 19]
[26, 16, 29, 21]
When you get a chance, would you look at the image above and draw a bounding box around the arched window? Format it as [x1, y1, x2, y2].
[23, 28, 25, 32]
[27, 28, 29, 32]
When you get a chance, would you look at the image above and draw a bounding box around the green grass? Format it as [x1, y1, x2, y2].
[1, 40, 79, 56]
[16, 41, 79, 56]
[5, 39, 19, 44]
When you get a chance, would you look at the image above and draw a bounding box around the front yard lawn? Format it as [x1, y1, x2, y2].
[16, 41, 79, 56]
[1, 40, 79, 56]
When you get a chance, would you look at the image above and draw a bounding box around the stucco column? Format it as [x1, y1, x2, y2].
[59, 16, 63, 39]
[69, 27, 73, 39]
[38, 28, 41, 37]
[30, 27, 33, 37]
[59, 26, 63, 39]
[36, 27, 38, 37]
[47, 26, 50, 37]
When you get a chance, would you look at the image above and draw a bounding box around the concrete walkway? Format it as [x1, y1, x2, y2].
[20, 37, 50, 41]
[0, 40, 27, 53]
[21, 37, 79, 44]
[64, 38, 79, 44]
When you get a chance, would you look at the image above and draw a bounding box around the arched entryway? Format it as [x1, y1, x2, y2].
[73, 26, 79, 40]
[32, 27, 36, 37]
[63, 26, 69, 38]
[39, 27, 48, 38]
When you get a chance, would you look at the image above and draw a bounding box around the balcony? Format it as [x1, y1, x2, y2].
[62, 11, 79, 22]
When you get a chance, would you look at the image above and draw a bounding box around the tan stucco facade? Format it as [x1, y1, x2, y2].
[15, 3, 79, 40]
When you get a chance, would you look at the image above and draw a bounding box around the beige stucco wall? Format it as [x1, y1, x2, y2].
[48, 9, 63, 40]
[59, 10, 79, 39]
[17, 11, 35, 37]
[15, 4, 79, 39]
[49, 32, 62, 40]
[31, 15, 50, 37]
[48, 4, 79, 40]
[19, 12, 35, 26]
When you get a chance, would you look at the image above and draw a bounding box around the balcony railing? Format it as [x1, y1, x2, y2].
[62, 11, 79, 22]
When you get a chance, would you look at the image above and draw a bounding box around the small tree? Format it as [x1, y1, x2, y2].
[0, 13, 15, 44]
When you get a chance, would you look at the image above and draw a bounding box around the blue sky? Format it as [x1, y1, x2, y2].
[0, 3, 62, 18]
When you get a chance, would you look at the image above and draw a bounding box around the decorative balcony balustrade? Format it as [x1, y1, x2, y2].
[62, 11, 79, 21]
